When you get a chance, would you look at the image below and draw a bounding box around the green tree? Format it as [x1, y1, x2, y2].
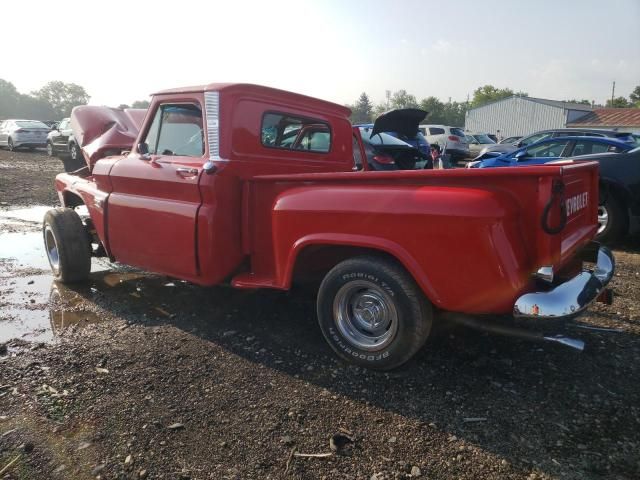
[31, 81, 90, 117]
[349, 92, 374, 123]
[419, 96, 445, 122]
[471, 85, 527, 108]
[606, 96, 631, 108]
[390, 89, 418, 109]
[131, 99, 150, 109]
[0, 79, 20, 119]
[629, 86, 640, 107]
[563, 99, 592, 105]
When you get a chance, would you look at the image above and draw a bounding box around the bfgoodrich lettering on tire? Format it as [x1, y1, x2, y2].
[317, 255, 432, 370]
[43, 208, 91, 283]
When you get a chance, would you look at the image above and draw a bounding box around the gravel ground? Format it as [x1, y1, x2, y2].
[0, 148, 639, 480]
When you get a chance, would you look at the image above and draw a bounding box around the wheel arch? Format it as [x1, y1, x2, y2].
[285, 235, 439, 306]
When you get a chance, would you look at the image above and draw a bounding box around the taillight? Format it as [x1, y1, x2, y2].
[448, 135, 459, 141]
[373, 154, 395, 165]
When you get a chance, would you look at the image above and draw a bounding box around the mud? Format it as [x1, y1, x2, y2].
[1, 148, 640, 480]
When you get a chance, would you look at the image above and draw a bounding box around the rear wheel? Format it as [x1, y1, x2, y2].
[43, 208, 91, 283]
[597, 194, 628, 244]
[7, 138, 14, 151]
[46, 142, 54, 157]
[317, 255, 432, 370]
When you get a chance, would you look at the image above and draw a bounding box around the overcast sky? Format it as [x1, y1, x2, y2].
[4, 0, 639, 108]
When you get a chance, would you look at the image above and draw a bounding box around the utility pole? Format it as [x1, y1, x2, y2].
[611, 81, 615, 106]
[385, 90, 391, 110]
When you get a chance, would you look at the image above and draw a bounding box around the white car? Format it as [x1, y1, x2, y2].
[419, 124, 469, 160]
[0, 119, 50, 151]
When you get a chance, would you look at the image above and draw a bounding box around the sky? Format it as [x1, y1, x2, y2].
[3, 0, 639, 108]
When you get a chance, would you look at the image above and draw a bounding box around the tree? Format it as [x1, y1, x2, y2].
[471, 85, 527, 108]
[563, 99, 592, 105]
[606, 96, 631, 108]
[390, 89, 419, 109]
[349, 92, 374, 124]
[117, 104, 130, 110]
[0, 78, 56, 120]
[629, 86, 640, 107]
[31, 81, 90, 117]
[131, 99, 150, 109]
[0, 79, 20, 119]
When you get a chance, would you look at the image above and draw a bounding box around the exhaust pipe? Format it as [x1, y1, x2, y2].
[441, 313, 585, 351]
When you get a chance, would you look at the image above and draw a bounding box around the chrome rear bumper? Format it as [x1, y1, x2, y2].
[514, 244, 614, 320]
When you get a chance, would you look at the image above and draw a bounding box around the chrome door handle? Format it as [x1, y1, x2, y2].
[176, 167, 199, 176]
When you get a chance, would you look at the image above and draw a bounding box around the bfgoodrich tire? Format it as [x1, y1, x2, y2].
[597, 194, 628, 244]
[43, 208, 91, 283]
[317, 255, 432, 370]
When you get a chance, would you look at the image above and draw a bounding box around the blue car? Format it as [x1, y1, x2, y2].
[469, 136, 633, 168]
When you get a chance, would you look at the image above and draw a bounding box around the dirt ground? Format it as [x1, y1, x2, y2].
[1, 148, 639, 480]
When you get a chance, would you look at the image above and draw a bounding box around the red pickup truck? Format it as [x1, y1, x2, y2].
[44, 83, 614, 369]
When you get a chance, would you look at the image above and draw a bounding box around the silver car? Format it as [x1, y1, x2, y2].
[0, 119, 50, 151]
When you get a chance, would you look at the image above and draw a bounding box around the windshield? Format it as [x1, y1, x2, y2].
[15, 120, 49, 129]
[358, 127, 411, 146]
[473, 134, 495, 144]
[450, 127, 465, 137]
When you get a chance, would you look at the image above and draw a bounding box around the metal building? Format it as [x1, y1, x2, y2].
[465, 96, 593, 138]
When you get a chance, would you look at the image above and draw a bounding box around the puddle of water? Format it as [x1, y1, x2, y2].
[0, 230, 50, 270]
[0, 205, 52, 223]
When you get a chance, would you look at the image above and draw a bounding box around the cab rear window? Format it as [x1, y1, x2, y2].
[261, 113, 331, 153]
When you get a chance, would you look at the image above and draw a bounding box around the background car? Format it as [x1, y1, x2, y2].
[419, 124, 469, 160]
[0, 119, 50, 151]
[476, 128, 637, 158]
[464, 132, 496, 157]
[46, 118, 80, 159]
[499, 135, 522, 144]
[357, 126, 425, 170]
[469, 136, 633, 169]
[362, 108, 431, 156]
[554, 146, 640, 243]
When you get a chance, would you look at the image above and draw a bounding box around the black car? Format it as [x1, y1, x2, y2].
[356, 126, 427, 171]
[46, 118, 84, 170]
[560, 146, 640, 243]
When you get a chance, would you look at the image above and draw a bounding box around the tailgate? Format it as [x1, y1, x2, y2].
[541, 161, 599, 263]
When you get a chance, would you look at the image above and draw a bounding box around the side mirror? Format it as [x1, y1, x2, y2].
[138, 142, 151, 160]
[514, 141, 522, 148]
[514, 150, 527, 160]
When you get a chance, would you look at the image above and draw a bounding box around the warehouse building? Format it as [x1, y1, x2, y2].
[566, 108, 640, 133]
[465, 96, 594, 138]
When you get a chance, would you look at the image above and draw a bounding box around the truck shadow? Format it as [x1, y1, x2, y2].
[52, 270, 640, 479]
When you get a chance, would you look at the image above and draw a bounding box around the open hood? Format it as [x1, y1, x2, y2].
[372, 108, 428, 138]
[70, 106, 148, 171]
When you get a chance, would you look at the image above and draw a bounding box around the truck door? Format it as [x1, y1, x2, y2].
[106, 101, 205, 279]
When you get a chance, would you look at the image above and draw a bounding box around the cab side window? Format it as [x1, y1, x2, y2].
[261, 113, 331, 153]
[143, 103, 204, 157]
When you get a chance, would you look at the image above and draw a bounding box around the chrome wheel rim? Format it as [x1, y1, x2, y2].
[70, 145, 77, 160]
[597, 205, 609, 234]
[44, 225, 60, 274]
[333, 280, 398, 351]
